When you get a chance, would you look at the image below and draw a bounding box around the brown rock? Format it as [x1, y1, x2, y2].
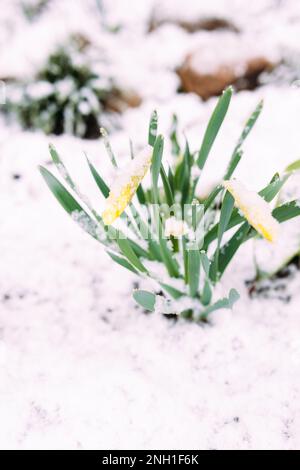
[177, 37, 276, 100]
[149, 15, 239, 34]
[105, 89, 142, 113]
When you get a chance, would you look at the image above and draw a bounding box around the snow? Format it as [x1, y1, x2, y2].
[1, 0, 300, 451]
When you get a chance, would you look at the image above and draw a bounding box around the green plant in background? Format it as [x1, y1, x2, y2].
[5, 40, 118, 139]
[40, 87, 300, 322]
[20, 0, 50, 21]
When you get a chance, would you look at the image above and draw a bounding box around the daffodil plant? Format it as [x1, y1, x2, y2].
[40, 87, 300, 321]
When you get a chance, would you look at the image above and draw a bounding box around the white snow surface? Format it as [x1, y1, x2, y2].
[1, 0, 300, 451]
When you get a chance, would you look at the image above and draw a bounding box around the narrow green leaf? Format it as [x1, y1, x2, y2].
[218, 191, 235, 246]
[273, 200, 300, 223]
[211, 191, 235, 281]
[259, 173, 290, 202]
[202, 281, 212, 306]
[236, 100, 263, 149]
[285, 159, 300, 173]
[148, 110, 158, 147]
[49, 143, 75, 189]
[160, 165, 174, 206]
[200, 289, 240, 321]
[40, 166, 81, 214]
[197, 87, 233, 169]
[159, 233, 180, 278]
[203, 185, 222, 211]
[170, 114, 180, 156]
[200, 252, 211, 277]
[39, 166, 102, 241]
[86, 156, 110, 198]
[128, 239, 152, 261]
[168, 165, 175, 194]
[117, 236, 148, 273]
[100, 127, 118, 167]
[188, 250, 200, 298]
[180, 142, 191, 205]
[199, 253, 213, 305]
[217, 222, 250, 278]
[107, 251, 139, 275]
[225, 100, 263, 179]
[136, 184, 146, 205]
[48, 145, 104, 224]
[182, 236, 189, 284]
[133, 290, 156, 312]
[224, 149, 243, 180]
[159, 282, 184, 300]
[152, 206, 180, 278]
[151, 135, 164, 203]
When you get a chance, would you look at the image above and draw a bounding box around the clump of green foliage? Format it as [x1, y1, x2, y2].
[39, 87, 300, 322]
[5, 41, 117, 138]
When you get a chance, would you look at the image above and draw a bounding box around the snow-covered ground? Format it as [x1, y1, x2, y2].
[1, 0, 300, 450]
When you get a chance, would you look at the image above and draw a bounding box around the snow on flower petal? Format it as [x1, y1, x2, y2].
[223, 179, 280, 242]
[102, 145, 153, 225]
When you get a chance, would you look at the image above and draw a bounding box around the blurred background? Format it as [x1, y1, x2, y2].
[1, 0, 300, 186]
[1, 0, 300, 450]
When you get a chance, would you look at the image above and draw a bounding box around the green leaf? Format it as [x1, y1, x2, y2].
[148, 110, 158, 147]
[188, 250, 200, 298]
[86, 156, 110, 198]
[160, 165, 174, 206]
[203, 185, 222, 211]
[168, 165, 175, 194]
[133, 290, 156, 312]
[136, 184, 146, 205]
[182, 236, 189, 284]
[217, 222, 250, 278]
[199, 252, 213, 305]
[197, 87, 233, 169]
[159, 282, 184, 299]
[170, 114, 180, 156]
[180, 141, 192, 205]
[151, 206, 180, 278]
[236, 100, 263, 149]
[218, 191, 235, 246]
[151, 135, 164, 203]
[200, 252, 211, 278]
[107, 251, 139, 275]
[39, 166, 102, 241]
[273, 200, 300, 223]
[200, 289, 240, 321]
[49, 143, 75, 189]
[225, 100, 263, 179]
[100, 127, 118, 168]
[224, 149, 243, 180]
[210, 191, 235, 281]
[202, 281, 212, 306]
[259, 173, 291, 202]
[159, 231, 180, 278]
[48, 145, 104, 224]
[116, 236, 148, 273]
[128, 239, 152, 261]
[285, 159, 300, 173]
[40, 166, 81, 214]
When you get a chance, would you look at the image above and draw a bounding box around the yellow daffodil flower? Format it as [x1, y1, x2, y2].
[102, 145, 153, 225]
[223, 179, 279, 242]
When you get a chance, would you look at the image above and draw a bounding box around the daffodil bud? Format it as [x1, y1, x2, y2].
[223, 179, 279, 242]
